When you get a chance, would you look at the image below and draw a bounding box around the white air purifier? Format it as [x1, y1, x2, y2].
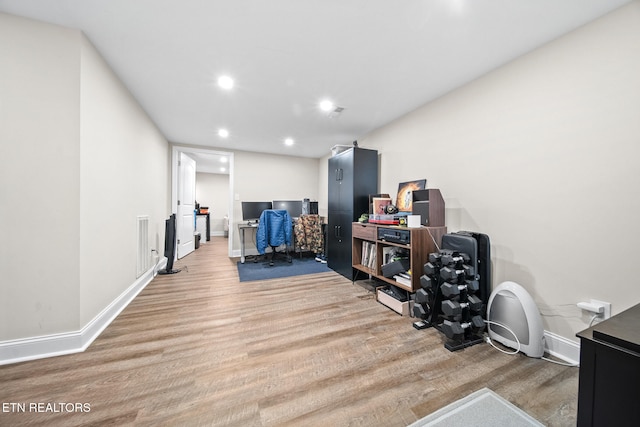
[487, 281, 545, 358]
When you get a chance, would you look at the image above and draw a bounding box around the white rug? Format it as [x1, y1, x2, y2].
[409, 388, 544, 427]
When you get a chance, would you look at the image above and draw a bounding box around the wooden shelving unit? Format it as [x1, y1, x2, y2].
[352, 222, 447, 292]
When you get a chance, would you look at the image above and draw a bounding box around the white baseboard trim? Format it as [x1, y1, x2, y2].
[544, 330, 581, 365]
[0, 258, 166, 366]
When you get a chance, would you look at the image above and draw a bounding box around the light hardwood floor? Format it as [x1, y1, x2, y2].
[0, 237, 578, 426]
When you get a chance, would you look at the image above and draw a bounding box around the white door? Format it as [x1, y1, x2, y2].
[177, 152, 196, 259]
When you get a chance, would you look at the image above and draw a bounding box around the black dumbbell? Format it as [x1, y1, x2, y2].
[420, 274, 435, 291]
[440, 280, 480, 298]
[440, 252, 471, 266]
[413, 302, 431, 319]
[441, 295, 483, 317]
[424, 262, 439, 277]
[428, 252, 442, 264]
[415, 288, 432, 304]
[440, 265, 475, 281]
[441, 316, 485, 341]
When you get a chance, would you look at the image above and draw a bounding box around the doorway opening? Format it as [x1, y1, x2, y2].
[171, 145, 234, 258]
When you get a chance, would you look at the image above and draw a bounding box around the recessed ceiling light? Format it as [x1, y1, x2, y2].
[220, 167, 226, 172]
[319, 99, 335, 112]
[220, 157, 228, 163]
[217, 75, 234, 90]
[284, 138, 294, 146]
[218, 128, 229, 138]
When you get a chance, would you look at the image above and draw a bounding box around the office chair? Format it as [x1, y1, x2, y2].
[255, 209, 292, 266]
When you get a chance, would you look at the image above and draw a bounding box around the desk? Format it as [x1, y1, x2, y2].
[239, 218, 324, 263]
[238, 223, 258, 263]
[576, 302, 640, 426]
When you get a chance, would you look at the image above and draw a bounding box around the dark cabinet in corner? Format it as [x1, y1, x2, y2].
[576, 303, 640, 426]
[327, 147, 378, 280]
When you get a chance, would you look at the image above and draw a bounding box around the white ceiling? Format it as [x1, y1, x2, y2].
[1, 0, 632, 165]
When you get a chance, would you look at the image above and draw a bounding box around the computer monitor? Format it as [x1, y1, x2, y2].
[241, 201, 272, 223]
[272, 200, 303, 218]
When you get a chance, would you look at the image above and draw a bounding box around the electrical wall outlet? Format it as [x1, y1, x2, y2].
[577, 301, 604, 313]
[591, 299, 611, 320]
[578, 299, 612, 320]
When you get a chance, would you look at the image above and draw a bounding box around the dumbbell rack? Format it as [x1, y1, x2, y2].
[414, 249, 485, 352]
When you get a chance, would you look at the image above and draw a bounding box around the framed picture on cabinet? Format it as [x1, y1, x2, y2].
[372, 197, 393, 215]
[369, 193, 390, 214]
[396, 179, 426, 212]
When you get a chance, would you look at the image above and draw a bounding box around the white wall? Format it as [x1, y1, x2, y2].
[356, 2, 640, 343]
[79, 36, 169, 326]
[317, 154, 330, 219]
[0, 13, 169, 344]
[0, 14, 82, 339]
[196, 172, 230, 235]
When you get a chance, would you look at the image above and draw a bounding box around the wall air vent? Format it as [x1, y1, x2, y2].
[136, 216, 150, 277]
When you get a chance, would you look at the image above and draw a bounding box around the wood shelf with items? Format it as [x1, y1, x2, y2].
[352, 222, 447, 292]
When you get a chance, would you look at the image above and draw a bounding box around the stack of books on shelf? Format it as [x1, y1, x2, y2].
[393, 271, 411, 287]
[361, 241, 376, 270]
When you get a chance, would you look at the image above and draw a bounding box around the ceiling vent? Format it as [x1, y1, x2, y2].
[327, 106, 345, 118]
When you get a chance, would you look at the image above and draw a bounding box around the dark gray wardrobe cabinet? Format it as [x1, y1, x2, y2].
[327, 147, 378, 279]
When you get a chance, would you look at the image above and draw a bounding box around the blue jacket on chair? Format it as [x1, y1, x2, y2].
[256, 209, 292, 254]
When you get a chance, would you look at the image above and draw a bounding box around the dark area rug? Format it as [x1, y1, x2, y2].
[237, 254, 330, 282]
